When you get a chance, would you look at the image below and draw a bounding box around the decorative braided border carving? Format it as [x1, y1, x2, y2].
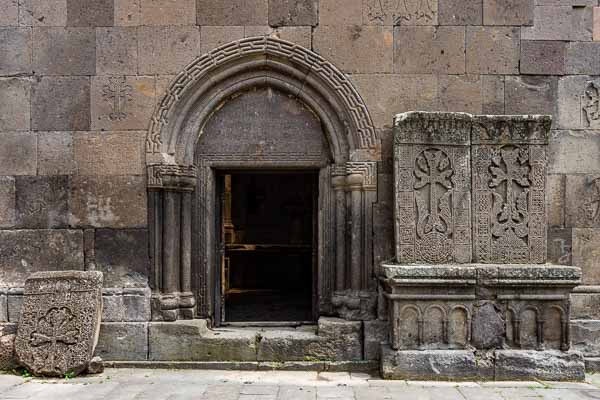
[146, 36, 378, 153]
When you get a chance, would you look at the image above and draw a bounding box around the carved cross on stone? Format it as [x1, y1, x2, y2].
[102, 77, 132, 121]
[583, 82, 600, 127]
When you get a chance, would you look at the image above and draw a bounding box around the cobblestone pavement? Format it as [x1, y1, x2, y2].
[2, 369, 600, 399]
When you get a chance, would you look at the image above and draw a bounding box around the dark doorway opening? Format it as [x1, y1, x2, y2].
[217, 171, 317, 324]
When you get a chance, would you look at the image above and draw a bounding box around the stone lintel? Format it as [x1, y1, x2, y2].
[394, 111, 472, 145]
[147, 163, 197, 192]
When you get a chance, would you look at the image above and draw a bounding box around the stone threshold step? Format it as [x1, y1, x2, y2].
[103, 360, 378, 373]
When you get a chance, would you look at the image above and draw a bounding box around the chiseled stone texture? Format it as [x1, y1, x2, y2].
[269, 0, 318, 27]
[137, 26, 200, 74]
[0, 0, 18, 26]
[95, 322, 148, 361]
[196, 0, 268, 26]
[37, 131, 76, 176]
[31, 76, 91, 131]
[548, 130, 600, 174]
[32, 27, 96, 75]
[521, 6, 574, 41]
[15, 271, 103, 377]
[0, 28, 32, 76]
[18, 0, 67, 27]
[362, 0, 438, 25]
[494, 350, 585, 381]
[94, 229, 150, 288]
[314, 25, 393, 73]
[520, 40, 566, 75]
[566, 42, 600, 75]
[115, 0, 141, 26]
[141, 0, 196, 25]
[572, 228, 600, 285]
[0, 78, 30, 131]
[69, 175, 146, 228]
[0, 229, 83, 288]
[504, 76, 557, 118]
[0, 132, 37, 176]
[0, 178, 16, 228]
[483, 0, 534, 26]
[394, 26, 465, 74]
[565, 175, 600, 228]
[96, 27, 138, 76]
[66, 0, 114, 27]
[73, 132, 145, 176]
[14, 176, 69, 228]
[438, 0, 482, 25]
[466, 26, 520, 74]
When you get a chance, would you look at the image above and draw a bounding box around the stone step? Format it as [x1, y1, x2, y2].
[102, 360, 378, 372]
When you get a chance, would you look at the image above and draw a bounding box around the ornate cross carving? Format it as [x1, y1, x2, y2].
[102, 77, 132, 121]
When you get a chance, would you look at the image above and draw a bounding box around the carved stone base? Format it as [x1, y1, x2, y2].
[151, 292, 196, 322]
[332, 290, 377, 321]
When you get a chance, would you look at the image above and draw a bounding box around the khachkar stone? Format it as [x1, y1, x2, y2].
[394, 112, 472, 264]
[15, 271, 103, 377]
[472, 115, 550, 264]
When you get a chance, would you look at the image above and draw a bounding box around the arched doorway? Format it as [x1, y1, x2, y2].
[145, 37, 381, 324]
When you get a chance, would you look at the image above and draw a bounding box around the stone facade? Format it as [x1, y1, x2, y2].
[1, 0, 600, 379]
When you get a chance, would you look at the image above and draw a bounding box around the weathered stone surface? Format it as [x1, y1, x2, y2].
[273, 26, 311, 48]
[87, 356, 104, 374]
[572, 320, 600, 356]
[520, 41, 566, 75]
[0, 291, 7, 323]
[0, 132, 36, 175]
[15, 176, 69, 228]
[482, 75, 505, 114]
[566, 175, 600, 228]
[466, 27, 520, 74]
[140, 0, 195, 25]
[483, 0, 534, 25]
[0, 78, 30, 131]
[557, 76, 600, 130]
[15, 271, 103, 377]
[19, 0, 67, 27]
[547, 174, 565, 228]
[0, 28, 32, 75]
[66, 0, 113, 27]
[364, 320, 388, 360]
[196, 0, 268, 25]
[32, 27, 95, 75]
[571, 5, 594, 42]
[363, 0, 438, 25]
[269, 0, 318, 26]
[438, 74, 483, 114]
[566, 42, 600, 75]
[320, 0, 362, 25]
[200, 25, 244, 54]
[95, 322, 148, 361]
[115, 0, 141, 26]
[7, 289, 22, 323]
[572, 228, 600, 285]
[96, 27, 137, 75]
[548, 131, 600, 174]
[471, 302, 504, 349]
[69, 175, 146, 228]
[572, 293, 600, 320]
[0, 230, 84, 288]
[394, 26, 465, 74]
[73, 131, 145, 175]
[95, 229, 149, 287]
[438, 0, 482, 25]
[91, 77, 155, 131]
[102, 287, 151, 322]
[31, 76, 90, 131]
[521, 6, 572, 40]
[0, 0, 18, 26]
[137, 26, 200, 74]
[0, 324, 16, 371]
[504, 76, 557, 117]
[495, 350, 585, 381]
[313, 25, 393, 73]
[0, 177, 16, 228]
[548, 228, 572, 265]
[37, 131, 76, 176]
[595, 6, 600, 41]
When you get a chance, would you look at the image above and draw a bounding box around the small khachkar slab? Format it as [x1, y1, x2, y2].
[15, 271, 103, 377]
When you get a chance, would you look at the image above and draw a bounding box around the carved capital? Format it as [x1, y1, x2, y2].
[147, 164, 197, 192]
[346, 162, 377, 191]
[332, 290, 377, 321]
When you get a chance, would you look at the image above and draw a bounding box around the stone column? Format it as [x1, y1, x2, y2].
[331, 165, 347, 292]
[147, 163, 197, 321]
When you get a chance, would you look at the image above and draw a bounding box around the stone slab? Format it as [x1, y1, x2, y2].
[566, 42, 600, 75]
[0, 78, 30, 131]
[14, 176, 69, 228]
[495, 350, 585, 381]
[196, 0, 268, 25]
[362, 0, 438, 25]
[32, 27, 95, 75]
[566, 175, 600, 228]
[320, 0, 362, 25]
[94, 229, 150, 288]
[547, 228, 572, 265]
[7, 289, 22, 323]
[483, 0, 534, 25]
[438, 0, 482, 25]
[549, 131, 600, 174]
[73, 131, 145, 176]
[520, 40, 566, 75]
[0, 292, 8, 323]
[137, 26, 200, 74]
[504, 76, 557, 118]
[595, 6, 600, 41]
[0, 230, 84, 288]
[364, 320, 389, 360]
[274, 26, 312, 48]
[31, 76, 90, 131]
[15, 271, 103, 377]
[114, 0, 141, 26]
[438, 74, 483, 114]
[0, 324, 16, 371]
[95, 27, 137, 75]
[140, 0, 195, 25]
[572, 293, 600, 320]
[199, 26, 244, 54]
[18, 0, 67, 27]
[522, 6, 572, 41]
[66, 0, 113, 27]
[0, 27, 32, 76]
[0, 0, 18, 26]
[547, 174, 565, 228]
[102, 287, 151, 322]
[466, 27, 519, 74]
[0, 177, 16, 228]
[558, 76, 600, 130]
[269, 0, 318, 26]
[95, 322, 148, 361]
[482, 75, 505, 115]
[572, 228, 600, 285]
[37, 131, 76, 176]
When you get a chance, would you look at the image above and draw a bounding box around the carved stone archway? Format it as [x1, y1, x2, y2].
[145, 37, 381, 322]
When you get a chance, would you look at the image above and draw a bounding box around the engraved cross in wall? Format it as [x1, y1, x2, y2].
[414, 149, 453, 234]
[102, 77, 132, 121]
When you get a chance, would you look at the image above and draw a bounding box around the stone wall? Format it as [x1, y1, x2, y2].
[1, 0, 600, 348]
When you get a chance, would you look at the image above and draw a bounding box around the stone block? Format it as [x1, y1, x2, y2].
[595, 6, 600, 41]
[37, 131, 76, 175]
[66, 0, 113, 27]
[122, 287, 151, 321]
[394, 26, 465, 74]
[200, 26, 244, 53]
[95, 322, 148, 361]
[15, 271, 103, 377]
[269, 0, 318, 26]
[137, 26, 200, 74]
[363, 0, 438, 25]
[505, 76, 557, 117]
[548, 131, 600, 174]
[0, 230, 84, 288]
[0, 78, 30, 131]
[0, 0, 18, 25]
[495, 350, 585, 381]
[313, 25, 393, 73]
[140, 0, 195, 25]
[31, 76, 90, 131]
[438, 0, 482, 25]
[18, 0, 67, 27]
[572, 320, 600, 356]
[91, 76, 155, 130]
[471, 302, 504, 349]
[73, 131, 145, 176]
[0, 290, 7, 322]
[102, 289, 125, 322]
[572, 293, 600, 319]
[548, 228, 572, 265]
[274, 26, 311, 48]
[0, 177, 15, 228]
[115, 0, 141, 26]
[32, 27, 95, 75]
[482, 75, 505, 115]
[196, 0, 268, 26]
[566, 175, 600, 228]
[7, 289, 22, 322]
[547, 174, 565, 227]
[0, 28, 32, 75]
[558, 76, 600, 130]
[572, 5, 594, 42]
[522, 6, 572, 40]
[69, 175, 146, 228]
[566, 42, 600, 75]
[364, 320, 388, 360]
[520, 41, 566, 75]
[320, 0, 362, 25]
[95, 229, 149, 287]
[466, 27, 520, 74]
[15, 176, 69, 228]
[96, 27, 137, 75]
[243, 25, 273, 37]
[438, 74, 483, 114]
[0, 329, 16, 371]
[0, 132, 36, 175]
[573, 228, 600, 285]
[483, 0, 534, 25]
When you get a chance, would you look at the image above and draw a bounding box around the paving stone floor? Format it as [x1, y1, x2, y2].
[2, 369, 600, 399]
